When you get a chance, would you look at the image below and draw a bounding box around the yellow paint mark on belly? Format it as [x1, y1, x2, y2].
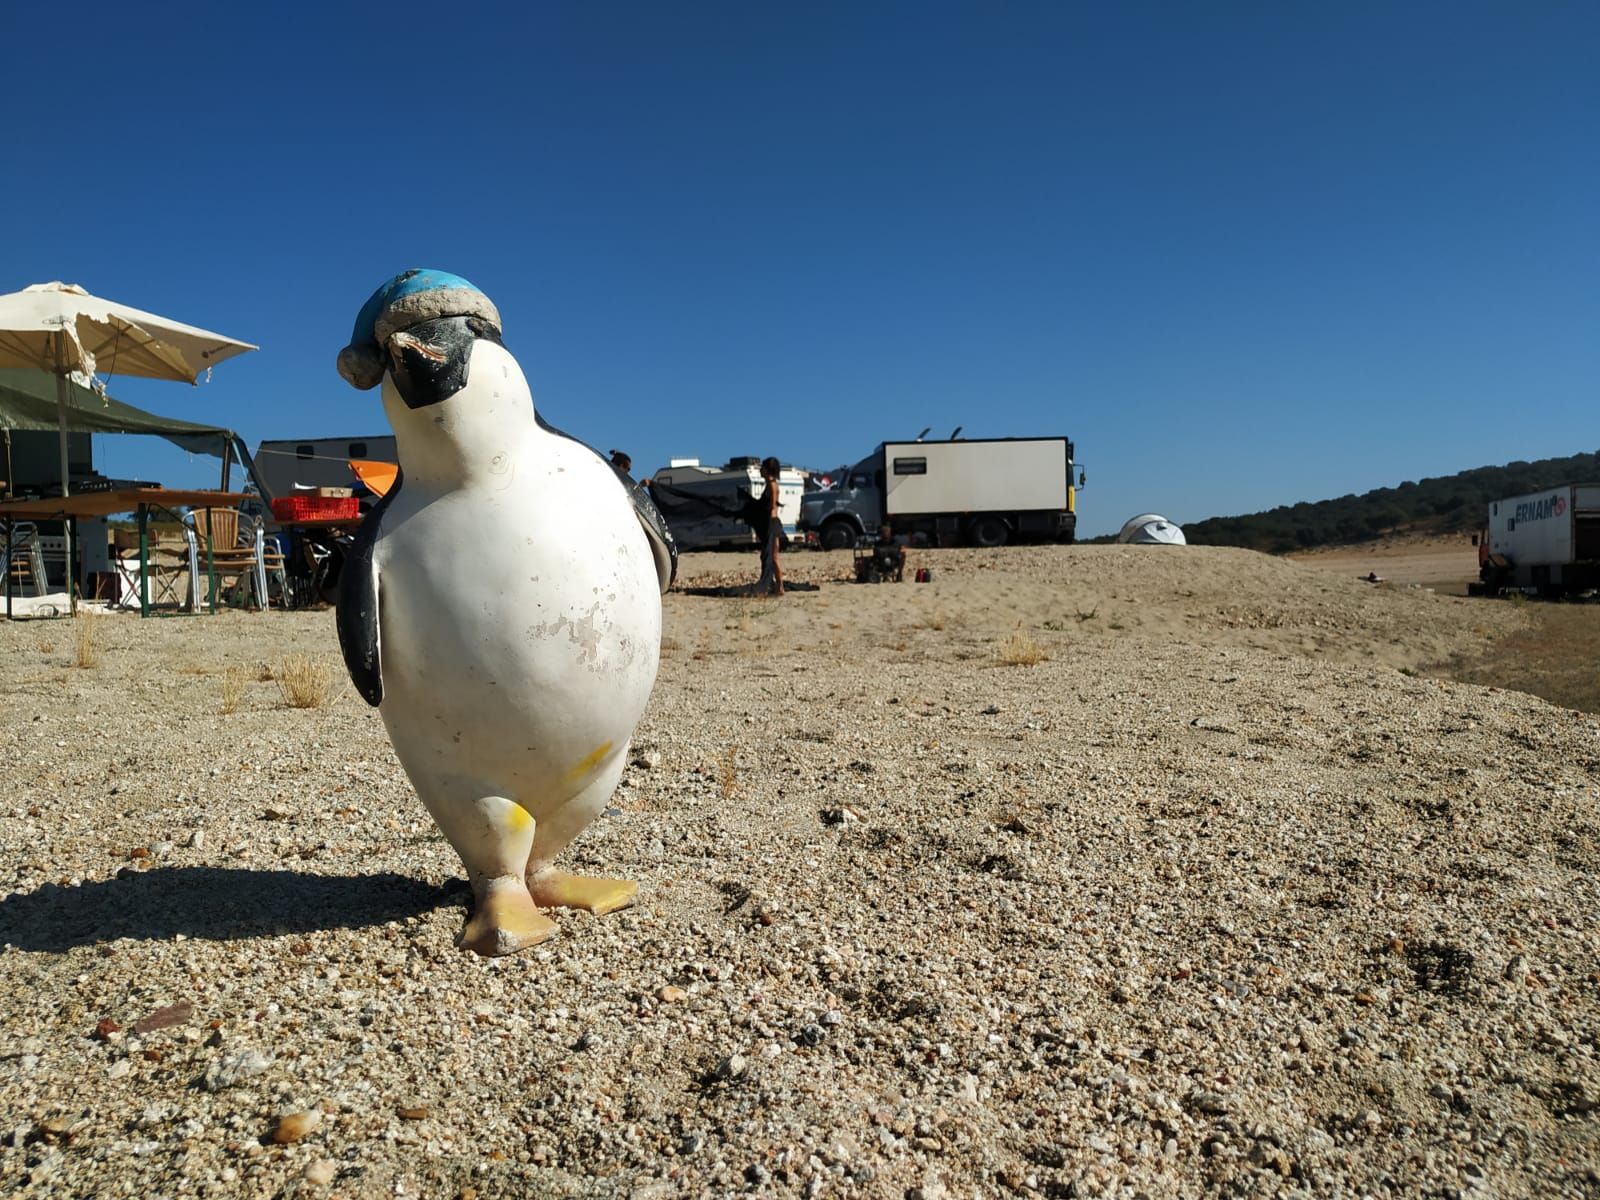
[507, 803, 533, 831]
[567, 740, 615, 782]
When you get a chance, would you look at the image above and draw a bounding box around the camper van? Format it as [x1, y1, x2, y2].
[649, 458, 806, 550]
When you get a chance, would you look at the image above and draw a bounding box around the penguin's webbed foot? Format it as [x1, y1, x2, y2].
[528, 870, 638, 916]
[460, 879, 556, 956]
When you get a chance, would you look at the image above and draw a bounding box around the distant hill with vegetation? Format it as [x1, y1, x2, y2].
[1158, 449, 1600, 555]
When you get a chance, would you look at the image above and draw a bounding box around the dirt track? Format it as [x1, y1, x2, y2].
[1288, 535, 1481, 596]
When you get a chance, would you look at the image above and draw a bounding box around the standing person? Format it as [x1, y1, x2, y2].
[754, 456, 785, 596]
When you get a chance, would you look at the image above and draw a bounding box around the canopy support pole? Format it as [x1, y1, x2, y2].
[54, 374, 76, 616]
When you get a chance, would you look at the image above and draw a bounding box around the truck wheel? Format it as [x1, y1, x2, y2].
[819, 520, 857, 551]
[969, 516, 1009, 548]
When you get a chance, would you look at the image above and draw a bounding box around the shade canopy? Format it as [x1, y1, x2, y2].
[0, 282, 257, 382]
[0, 368, 237, 459]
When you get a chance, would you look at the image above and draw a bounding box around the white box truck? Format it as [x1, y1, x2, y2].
[1474, 483, 1600, 595]
[799, 436, 1079, 550]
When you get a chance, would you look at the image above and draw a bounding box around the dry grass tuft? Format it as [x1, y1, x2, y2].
[72, 612, 103, 669]
[220, 667, 248, 715]
[275, 655, 336, 709]
[717, 746, 740, 800]
[997, 632, 1049, 667]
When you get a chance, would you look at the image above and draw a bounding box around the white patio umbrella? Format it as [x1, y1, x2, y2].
[0, 281, 256, 603]
[0, 282, 258, 493]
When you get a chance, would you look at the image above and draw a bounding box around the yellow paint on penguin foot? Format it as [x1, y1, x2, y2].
[459, 886, 556, 956]
[528, 871, 638, 916]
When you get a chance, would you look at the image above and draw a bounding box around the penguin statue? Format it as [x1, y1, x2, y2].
[335, 269, 676, 955]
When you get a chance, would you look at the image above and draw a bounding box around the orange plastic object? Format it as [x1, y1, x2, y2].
[349, 459, 398, 498]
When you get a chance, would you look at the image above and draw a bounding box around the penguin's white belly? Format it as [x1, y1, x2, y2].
[374, 475, 660, 800]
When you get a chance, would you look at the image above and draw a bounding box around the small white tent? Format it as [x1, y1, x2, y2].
[1117, 513, 1187, 545]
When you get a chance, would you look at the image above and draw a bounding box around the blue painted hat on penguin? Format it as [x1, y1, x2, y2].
[337, 269, 502, 391]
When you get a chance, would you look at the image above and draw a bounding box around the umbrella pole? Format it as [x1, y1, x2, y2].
[138, 504, 150, 618]
[54, 374, 76, 616]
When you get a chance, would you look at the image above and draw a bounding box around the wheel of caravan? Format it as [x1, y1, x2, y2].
[969, 515, 1009, 548]
[820, 520, 858, 551]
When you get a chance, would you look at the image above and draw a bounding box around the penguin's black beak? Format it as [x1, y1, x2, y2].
[386, 315, 503, 410]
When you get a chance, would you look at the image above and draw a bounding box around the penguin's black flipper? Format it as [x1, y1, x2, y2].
[337, 473, 402, 706]
[533, 412, 678, 593]
[625, 475, 678, 593]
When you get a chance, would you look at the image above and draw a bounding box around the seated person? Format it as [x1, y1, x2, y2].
[873, 521, 906, 577]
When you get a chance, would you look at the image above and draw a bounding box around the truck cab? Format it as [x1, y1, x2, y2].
[800, 455, 883, 550]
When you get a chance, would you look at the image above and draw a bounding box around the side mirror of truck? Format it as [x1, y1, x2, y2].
[1078, 471, 1087, 487]
[1470, 534, 1478, 546]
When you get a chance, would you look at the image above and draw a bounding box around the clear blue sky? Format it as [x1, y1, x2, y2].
[5, 2, 1595, 537]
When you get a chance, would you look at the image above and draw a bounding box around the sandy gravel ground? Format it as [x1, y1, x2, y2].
[2, 545, 1597, 1198]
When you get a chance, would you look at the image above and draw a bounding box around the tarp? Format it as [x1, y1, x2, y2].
[649, 479, 763, 526]
[648, 478, 767, 548]
[0, 368, 235, 458]
[1117, 513, 1187, 545]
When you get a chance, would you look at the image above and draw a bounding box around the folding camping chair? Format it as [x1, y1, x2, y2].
[112, 525, 198, 612]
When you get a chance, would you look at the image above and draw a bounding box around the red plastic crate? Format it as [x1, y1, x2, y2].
[271, 495, 360, 524]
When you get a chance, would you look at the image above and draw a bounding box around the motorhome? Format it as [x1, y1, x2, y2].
[648, 458, 806, 550]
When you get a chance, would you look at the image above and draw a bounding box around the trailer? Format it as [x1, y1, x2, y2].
[799, 436, 1080, 550]
[1473, 483, 1600, 596]
[252, 435, 397, 501]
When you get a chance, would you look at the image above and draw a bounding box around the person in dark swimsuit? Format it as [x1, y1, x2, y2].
[754, 456, 785, 596]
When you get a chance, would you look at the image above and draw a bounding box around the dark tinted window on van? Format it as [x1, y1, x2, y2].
[296, 445, 314, 459]
[349, 442, 367, 457]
